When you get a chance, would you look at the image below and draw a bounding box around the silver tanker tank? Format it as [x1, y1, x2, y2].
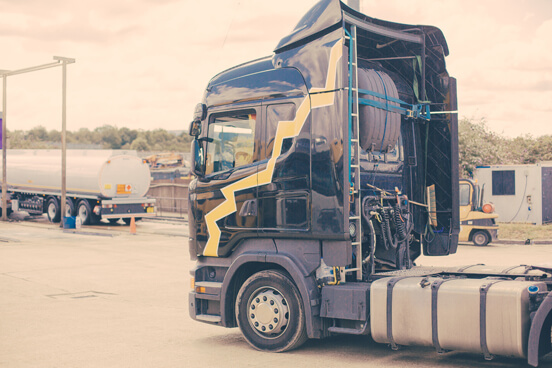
[0, 150, 155, 224]
[0, 150, 151, 198]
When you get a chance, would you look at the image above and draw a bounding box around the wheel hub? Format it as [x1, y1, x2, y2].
[475, 233, 485, 244]
[248, 288, 289, 337]
[48, 203, 57, 218]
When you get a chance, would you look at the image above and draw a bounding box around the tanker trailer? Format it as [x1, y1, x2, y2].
[0, 149, 156, 224]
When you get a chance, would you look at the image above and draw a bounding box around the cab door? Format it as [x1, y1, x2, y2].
[193, 107, 261, 257]
[257, 100, 310, 233]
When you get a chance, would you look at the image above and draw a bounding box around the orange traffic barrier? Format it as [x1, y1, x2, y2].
[130, 216, 137, 235]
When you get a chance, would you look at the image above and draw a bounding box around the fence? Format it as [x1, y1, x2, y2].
[147, 178, 190, 218]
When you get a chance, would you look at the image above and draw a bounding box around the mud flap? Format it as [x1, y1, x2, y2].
[528, 293, 552, 367]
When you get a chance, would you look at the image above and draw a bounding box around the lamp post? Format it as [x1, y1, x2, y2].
[0, 58, 75, 222]
[1, 69, 10, 221]
[54, 57, 75, 224]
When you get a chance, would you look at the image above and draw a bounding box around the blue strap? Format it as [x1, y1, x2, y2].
[359, 91, 431, 121]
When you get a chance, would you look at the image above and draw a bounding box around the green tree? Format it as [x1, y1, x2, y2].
[458, 118, 507, 178]
[26, 126, 49, 142]
[119, 127, 138, 147]
[48, 129, 61, 142]
[130, 136, 151, 151]
[95, 125, 122, 149]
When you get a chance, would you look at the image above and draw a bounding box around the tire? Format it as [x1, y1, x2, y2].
[473, 230, 490, 246]
[65, 198, 75, 217]
[235, 270, 308, 352]
[0, 208, 12, 217]
[47, 198, 61, 223]
[77, 200, 98, 225]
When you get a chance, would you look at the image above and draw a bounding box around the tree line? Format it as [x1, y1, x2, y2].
[6, 119, 552, 178]
[459, 118, 552, 178]
[6, 125, 193, 152]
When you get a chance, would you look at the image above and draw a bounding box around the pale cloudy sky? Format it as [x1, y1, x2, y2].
[0, 0, 551, 137]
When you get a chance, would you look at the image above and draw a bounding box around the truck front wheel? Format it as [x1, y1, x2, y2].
[235, 270, 307, 352]
[472, 230, 490, 246]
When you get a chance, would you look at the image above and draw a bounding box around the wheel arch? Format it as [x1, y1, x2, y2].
[220, 253, 321, 339]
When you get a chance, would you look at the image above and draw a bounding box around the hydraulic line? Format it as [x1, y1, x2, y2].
[393, 202, 407, 241]
[378, 208, 390, 250]
[380, 208, 396, 249]
[362, 217, 377, 278]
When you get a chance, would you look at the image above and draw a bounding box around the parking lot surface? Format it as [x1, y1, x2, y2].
[1, 218, 551, 368]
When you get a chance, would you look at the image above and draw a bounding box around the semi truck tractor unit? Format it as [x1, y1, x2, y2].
[187, 1, 552, 366]
[0, 150, 156, 224]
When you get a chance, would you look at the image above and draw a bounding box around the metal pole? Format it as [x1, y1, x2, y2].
[0, 57, 74, 224]
[2, 76, 7, 221]
[60, 60, 67, 224]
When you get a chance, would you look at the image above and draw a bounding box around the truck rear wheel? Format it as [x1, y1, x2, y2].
[47, 198, 61, 223]
[0, 208, 12, 217]
[472, 230, 490, 246]
[77, 200, 98, 225]
[65, 198, 75, 217]
[235, 270, 307, 352]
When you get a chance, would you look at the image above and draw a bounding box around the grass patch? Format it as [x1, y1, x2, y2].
[497, 223, 552, 240]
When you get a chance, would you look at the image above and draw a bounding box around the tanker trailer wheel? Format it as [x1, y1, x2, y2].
[77, 200, 98, 225]
[65, 198, 75, 217]
[0, 208, 12, 217]
[235, 270, 307, 352]
[472, 230, 490, 246]
[47, 198, 61, 223]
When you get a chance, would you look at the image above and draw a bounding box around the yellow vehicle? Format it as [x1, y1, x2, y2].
[459, 178, 499, 246]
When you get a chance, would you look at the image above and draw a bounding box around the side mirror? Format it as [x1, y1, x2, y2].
[191, 139, 205, 178]
[189, 119, 202, 137]
[189, 103, 206, 137]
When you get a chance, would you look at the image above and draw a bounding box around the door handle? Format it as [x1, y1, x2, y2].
[239, 199, 258, 217]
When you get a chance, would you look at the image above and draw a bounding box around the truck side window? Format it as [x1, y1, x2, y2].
[265, 104, 296, 159]
[459, 183, 470, 206]
[205, 111, 256, 176]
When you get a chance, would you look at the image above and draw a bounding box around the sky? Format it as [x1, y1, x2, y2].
[0, 0, 551, 138]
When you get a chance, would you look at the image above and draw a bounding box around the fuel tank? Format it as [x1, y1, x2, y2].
[370, 276, 547, 358]
[0, 150, 151, 198]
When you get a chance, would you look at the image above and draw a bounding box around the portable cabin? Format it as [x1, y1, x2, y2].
[474, 163, 552, 225]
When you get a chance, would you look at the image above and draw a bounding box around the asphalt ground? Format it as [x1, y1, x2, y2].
[1, 215, 551, 368]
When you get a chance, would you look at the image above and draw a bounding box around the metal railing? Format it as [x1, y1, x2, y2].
[147, 179, 190, 219]
[151, 196, 188, 218]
